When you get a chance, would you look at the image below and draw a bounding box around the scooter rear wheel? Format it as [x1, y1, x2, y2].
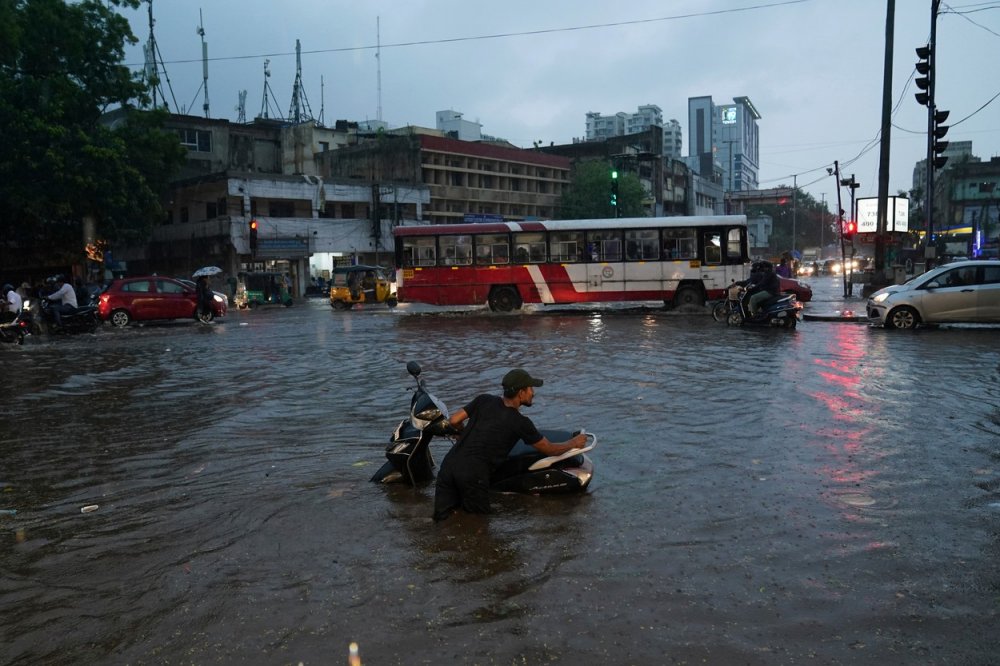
[712, 302, 728, 322]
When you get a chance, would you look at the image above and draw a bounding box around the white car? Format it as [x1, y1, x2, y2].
[866, 259, 1000, 329]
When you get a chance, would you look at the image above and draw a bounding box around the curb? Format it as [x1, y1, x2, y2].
[803, 310, 867, 323]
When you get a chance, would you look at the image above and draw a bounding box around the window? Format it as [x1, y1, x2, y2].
[156, 279, 186, 294]
[703, 232, 722, 264]
[206, 202, 218, 219]
[513, 232, 546, 263]
[625, 229, 659, 261]
[402, 237, 437, 267]
[726, 228, 743, 259]
[177, 128, 211, 152]
[663, 228, 696, 259]
[342, 203, 355, 218]
[586, 230, 622, 262]
[982, 266, 1000, 284]
[474, 234, 510, 265]
[180, 207, 189, 224]
[439, 235, 472, 265]
[550, 231, 584, 263]
[269, 201, 295, 217]
[122, 280, 151, 293]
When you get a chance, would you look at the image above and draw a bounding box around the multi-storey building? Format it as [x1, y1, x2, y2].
[585, 105, 663, 142]
[688, 95, 760, 193]
[319, 129, 571, 225]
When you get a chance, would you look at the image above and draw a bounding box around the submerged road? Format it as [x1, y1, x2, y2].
[1, 276, 998, 664]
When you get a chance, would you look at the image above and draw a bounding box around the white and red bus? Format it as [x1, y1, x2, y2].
[393, 216, 750, 311]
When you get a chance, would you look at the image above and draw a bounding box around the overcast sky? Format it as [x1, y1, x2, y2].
[123, 0, 1000, 211]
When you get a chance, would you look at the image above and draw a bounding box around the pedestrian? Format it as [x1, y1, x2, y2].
[195, 275, 213, 322]
[432, 368, 588, 522]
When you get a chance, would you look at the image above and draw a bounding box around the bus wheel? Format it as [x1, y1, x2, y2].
[489, 286, 522, 312]
[673, 286, 703, 309]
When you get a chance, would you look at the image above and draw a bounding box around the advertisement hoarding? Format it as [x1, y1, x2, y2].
[856, 196, 909, 233]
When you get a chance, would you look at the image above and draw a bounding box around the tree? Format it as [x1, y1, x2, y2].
[0, 0, 186, 270]
[559, 160, 646, 219]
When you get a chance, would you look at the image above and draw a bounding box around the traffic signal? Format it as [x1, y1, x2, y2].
[610, 170, 619, 214]
[844, 219, 857, 239]
[249, 219, 258, 254]
[932, 109, 950, 169]
[914, 45, 931, 106]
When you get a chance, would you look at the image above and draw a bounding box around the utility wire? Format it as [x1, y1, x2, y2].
[127, 0, 811, 67]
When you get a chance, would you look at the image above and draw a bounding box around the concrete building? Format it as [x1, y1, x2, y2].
[585, 105, 663, 142]
[435, 109, 482, 141]
[319, 129, 571, 225]
[126, 113, 430, 291]
[688, 95, 761, 193]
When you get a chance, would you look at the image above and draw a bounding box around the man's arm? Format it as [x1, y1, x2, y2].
[530, 432, 588, 456]
[448, 408, 468, 432]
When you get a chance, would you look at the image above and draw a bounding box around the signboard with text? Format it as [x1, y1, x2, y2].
[857, 196, 909, 233]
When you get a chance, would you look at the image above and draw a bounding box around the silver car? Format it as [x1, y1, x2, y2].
[866, 259, 1000, 329]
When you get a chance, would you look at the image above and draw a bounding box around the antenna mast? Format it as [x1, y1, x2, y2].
[142, 0, 179, 111]
[236, 90, 247, 123]
[287, 39, 314, 123]
[198, 9, 209, 117]
[376, 16, 383, 122]
[259, 59, 281, 120]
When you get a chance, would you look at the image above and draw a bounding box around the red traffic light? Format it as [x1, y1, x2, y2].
[844, 220, 857, 237]
[249, 220, 258, 230]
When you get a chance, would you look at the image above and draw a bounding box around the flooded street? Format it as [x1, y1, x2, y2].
[2, 278, 999, 665]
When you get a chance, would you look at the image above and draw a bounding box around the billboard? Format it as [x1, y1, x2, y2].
[856, 196, 909, 233]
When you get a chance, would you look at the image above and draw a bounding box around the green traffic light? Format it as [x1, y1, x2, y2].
[611, 170, 618, 179]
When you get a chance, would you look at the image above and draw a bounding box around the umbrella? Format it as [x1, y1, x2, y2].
[790, 249, 802, 260]
[192, 266, 223, 278]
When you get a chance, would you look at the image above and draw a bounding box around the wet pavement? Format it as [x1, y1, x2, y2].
[2, 277, 999, 665]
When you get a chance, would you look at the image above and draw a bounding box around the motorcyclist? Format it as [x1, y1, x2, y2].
[2, 283, 22, 323]
[745, 261, 781, 316]
[45, 275, 78, 328]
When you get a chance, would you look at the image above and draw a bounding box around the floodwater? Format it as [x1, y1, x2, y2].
[1, 278, 998, 665]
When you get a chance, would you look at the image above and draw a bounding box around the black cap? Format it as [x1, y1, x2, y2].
[502, 369, 543, 392]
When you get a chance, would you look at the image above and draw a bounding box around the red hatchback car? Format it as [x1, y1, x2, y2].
[97, 276, 227, 327]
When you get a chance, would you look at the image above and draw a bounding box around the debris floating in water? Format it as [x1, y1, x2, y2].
[81, 505, 99, 514]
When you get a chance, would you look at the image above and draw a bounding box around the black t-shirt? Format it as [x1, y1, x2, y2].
[454, 394, 543, 468]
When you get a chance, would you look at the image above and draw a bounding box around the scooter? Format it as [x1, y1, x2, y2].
[0, 305, 35, 345]
[38, 298, 99, 334]
[724, 285, 802, 329]
[370, 361, 596, 495]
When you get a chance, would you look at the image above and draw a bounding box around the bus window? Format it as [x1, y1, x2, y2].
[625, 229, 659, 261]
[663, 228, 696, 259]
[726, 228, 743, 260]
[513, 232, 546, 263]
[703, 232, 722, 264]
[550, 231, 584, 263]
[403, 237, 436, 267]
[440, 235, 472, 265]
[587, 230, 622, 262]
[474, 234, 510, 265]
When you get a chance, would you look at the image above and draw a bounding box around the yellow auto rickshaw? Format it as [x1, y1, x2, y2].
[329, 265, 397, 310]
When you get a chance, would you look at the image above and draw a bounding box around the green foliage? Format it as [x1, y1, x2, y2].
[559, 160, 647, 220]
[749, 188, 835, 252]
[0, 0, 184, 266]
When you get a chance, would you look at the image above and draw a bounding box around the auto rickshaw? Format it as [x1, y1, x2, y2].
[329, 265, 397, 310]
[236, 271, 293, 308]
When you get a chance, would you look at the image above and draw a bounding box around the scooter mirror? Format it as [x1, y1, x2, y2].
[406, 361, 422, 377]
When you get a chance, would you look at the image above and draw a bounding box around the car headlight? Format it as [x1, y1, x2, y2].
[871, 292, 891, 304]
[213, 294, 225, 303]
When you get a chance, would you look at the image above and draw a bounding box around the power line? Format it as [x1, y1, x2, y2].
[127, 0, 812, 68]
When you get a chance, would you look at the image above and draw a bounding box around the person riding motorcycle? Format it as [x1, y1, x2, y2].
[741, 261, 781, 316]
[2, 283, 22, 323]
[45, 275, 78, 328]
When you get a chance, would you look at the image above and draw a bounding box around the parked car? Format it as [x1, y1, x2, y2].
[97, 276, 228, 327]
[866, 259, 1000, 329]
[779, 276, 812, 302]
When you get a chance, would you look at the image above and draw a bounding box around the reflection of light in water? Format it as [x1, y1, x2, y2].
[587, 314, 606, 343]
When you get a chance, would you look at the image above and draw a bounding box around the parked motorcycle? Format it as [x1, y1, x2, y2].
[370, 361, 596, 495]
[38, 298, 99, 334]
[722, 284, 802, 329]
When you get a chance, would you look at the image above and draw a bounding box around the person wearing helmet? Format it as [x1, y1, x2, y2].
[747, 261, 780, 316]
[45, 275, 78, 328]
[432, 368, 588, 522]
[2, 283, 21, 322]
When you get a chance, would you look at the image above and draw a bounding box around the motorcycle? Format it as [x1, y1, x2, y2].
[370, 361, 596, 495]
[38, 298, 99, 334]
[722, 284, 802, 329]
[0, 304, 35, 345]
